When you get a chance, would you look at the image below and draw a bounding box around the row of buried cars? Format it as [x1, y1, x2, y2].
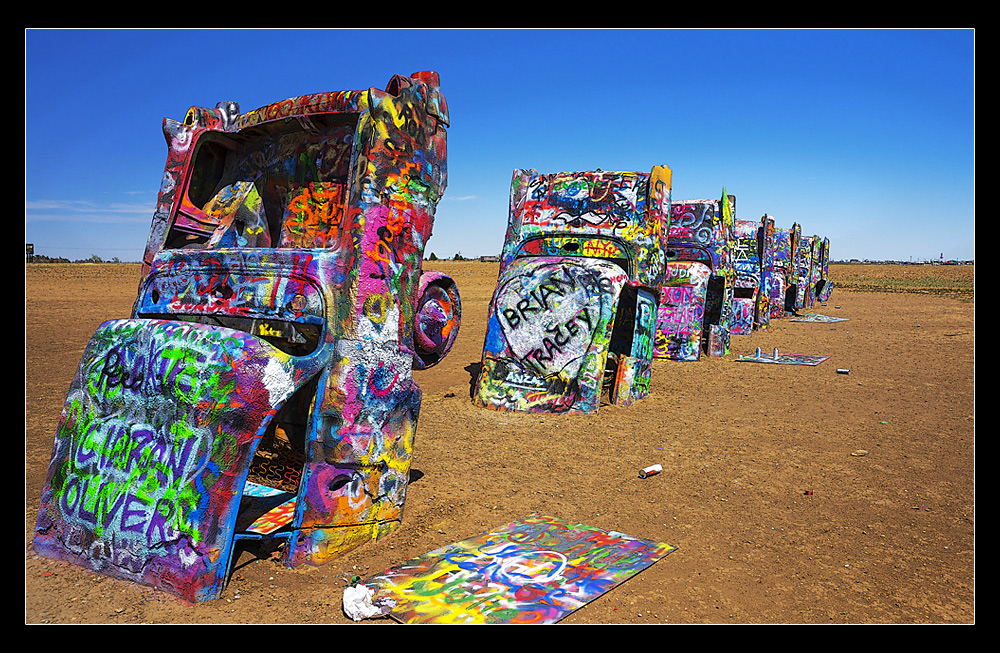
[472, 168, 833, 415]
[31, 72, 832, 603]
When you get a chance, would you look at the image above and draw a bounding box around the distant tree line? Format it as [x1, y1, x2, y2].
[26, 254, 123, 263]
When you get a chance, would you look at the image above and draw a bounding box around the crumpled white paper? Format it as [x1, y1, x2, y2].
[342, 583, 395, 621]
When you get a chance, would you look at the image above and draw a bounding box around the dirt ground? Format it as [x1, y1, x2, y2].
[24, 262, 975, 624]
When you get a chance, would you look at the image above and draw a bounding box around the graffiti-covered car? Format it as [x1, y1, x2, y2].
[653, 259, 711, 361]
[730, 214, 777, 334]
[772, 222, 802, 317]
[473, 166, 672, 413]
[796, 233, 819, 310]
[731, 218, 763, 335]
[757, 215, 776, 330]
[655, 192, 736, 359]
[815, 237, 834, 302]
[32, 72, 459, 602]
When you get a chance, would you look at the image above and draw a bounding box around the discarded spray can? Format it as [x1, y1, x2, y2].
[837, 368, 851, 375]
[755, 347, 762, 357]
[639, 464, 662, 479]
[773, 347, 779, 359]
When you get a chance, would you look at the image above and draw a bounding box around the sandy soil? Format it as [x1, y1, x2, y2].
[24, 262, 975, 624]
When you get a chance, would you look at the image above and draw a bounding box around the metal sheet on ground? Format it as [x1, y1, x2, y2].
[365, 514, 677, 624]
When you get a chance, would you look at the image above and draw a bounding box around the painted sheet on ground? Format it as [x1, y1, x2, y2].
[365, 514, 677, 624]
[790, 313, 850, 323]
[737, 352, 831, 366]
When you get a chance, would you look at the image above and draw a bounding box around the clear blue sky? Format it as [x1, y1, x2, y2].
[25, 28, 975, 263]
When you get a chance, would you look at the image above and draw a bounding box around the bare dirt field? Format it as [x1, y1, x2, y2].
[25, 262, 975, 624]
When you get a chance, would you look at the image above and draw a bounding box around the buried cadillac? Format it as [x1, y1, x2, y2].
[473, 166, 672, 414]
[32, 72, 460, 603]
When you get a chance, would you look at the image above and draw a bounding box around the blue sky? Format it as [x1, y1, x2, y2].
[25, 28, 975, 263]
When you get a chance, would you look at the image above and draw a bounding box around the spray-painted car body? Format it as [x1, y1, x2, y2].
[655, 192, 735, 358]
[815, 237, 833, 302]
[33, 72, 459, 602]
[731, 215, 777, 334]
[757, 215, 775, 330]
[653, 260, 711, 361]
[771, 222, 803, 317]
[731, 218, 762, 335]
[796, 234, 819, 310]
[473, 167, 671, 413]
[769, 225, 792, 319]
